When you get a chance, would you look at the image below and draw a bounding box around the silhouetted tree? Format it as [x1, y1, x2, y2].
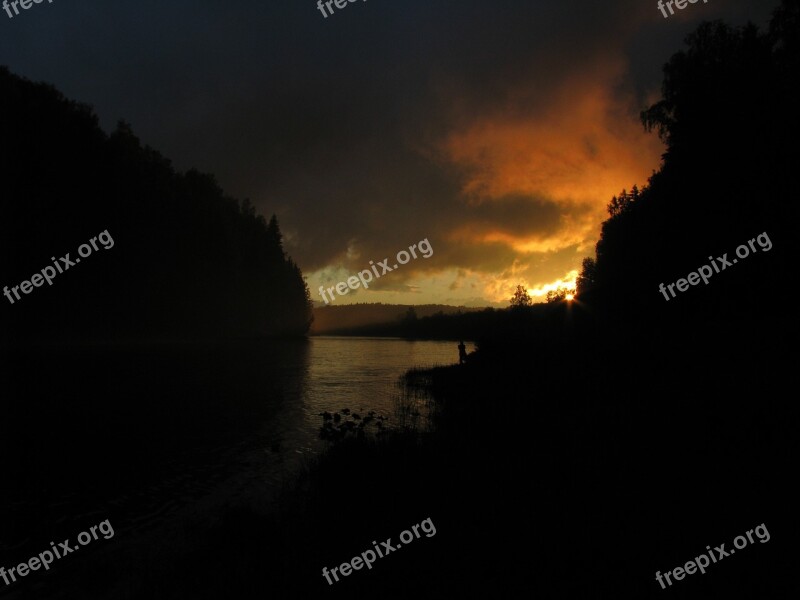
[510, 285, 533, 308]
[607, 185, 641, 218]
[546, 287, 570, 303]
[576, 257, 597, 297]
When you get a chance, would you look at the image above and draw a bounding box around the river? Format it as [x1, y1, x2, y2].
[0, 337, 462, 551]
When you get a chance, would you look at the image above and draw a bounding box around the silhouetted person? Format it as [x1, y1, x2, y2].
[458, 340, 467, 364]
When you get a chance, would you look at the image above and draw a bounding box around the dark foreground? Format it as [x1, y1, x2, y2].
[3, 307, 796, 600]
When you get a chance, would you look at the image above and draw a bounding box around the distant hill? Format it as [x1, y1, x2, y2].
[310, 303, 485, 335]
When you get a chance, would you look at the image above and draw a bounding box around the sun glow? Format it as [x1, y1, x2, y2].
[526, 270, 578, 299]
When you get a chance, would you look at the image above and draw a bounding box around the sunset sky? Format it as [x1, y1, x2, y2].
[0, 0, 776, 307]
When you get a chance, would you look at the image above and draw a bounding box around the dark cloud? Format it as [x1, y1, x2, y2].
[0, 0, 779, 304]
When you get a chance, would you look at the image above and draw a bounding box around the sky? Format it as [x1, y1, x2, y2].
[0, 0, 778, 307]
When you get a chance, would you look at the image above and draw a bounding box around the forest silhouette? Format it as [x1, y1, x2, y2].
[0, 70, 313, 342]
[579, 2, 798, 321]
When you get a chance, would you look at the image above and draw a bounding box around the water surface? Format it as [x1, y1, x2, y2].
[1, 337, 461, 551]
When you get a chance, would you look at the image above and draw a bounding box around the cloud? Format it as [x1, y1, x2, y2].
[438, 55, 663, 245]
[0, 0, 777, 306]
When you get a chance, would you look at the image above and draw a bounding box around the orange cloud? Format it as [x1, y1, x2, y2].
[440, 57, 663, 254]
[446, 208, 599, 254]
[422, 56, 666, 304]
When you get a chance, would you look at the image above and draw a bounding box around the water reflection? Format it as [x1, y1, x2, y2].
[1, 337, 459, 549]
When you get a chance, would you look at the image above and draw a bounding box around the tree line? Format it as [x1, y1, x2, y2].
[0, 68, 313, 341]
